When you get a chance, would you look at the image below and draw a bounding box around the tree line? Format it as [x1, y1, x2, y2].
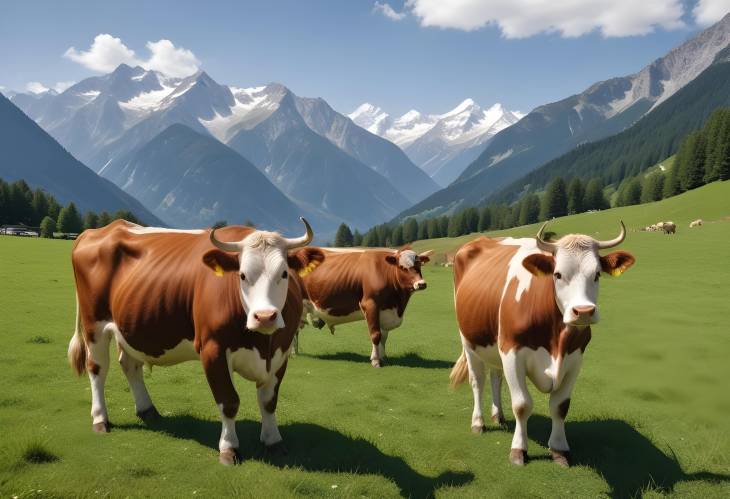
[0, 178, 141, 237]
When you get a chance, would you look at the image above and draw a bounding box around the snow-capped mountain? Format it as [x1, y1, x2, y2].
[349, 99, 524, 186]
[11, 66, 431, 231]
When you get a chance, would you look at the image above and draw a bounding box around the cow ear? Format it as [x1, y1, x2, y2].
[600, 251, 635, 277]
[522, 253, 555, 277]
[202, 249, 239, 277]
[385, 254, 398, 265]
[288, 248, 325, 277]
[418, 250, 434, 264]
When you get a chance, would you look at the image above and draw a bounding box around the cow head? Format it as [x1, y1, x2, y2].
[204, 218, 315, 334]
[522, 222, 635, 328]
[385, 247, 433, 291]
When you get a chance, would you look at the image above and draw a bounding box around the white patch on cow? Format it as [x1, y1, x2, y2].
[499, 238, 540, 303]
[228, 345, 289, 384]
[88, 321, 113, 424]
[126, 226, 205, 235]
[500, 348, 533, 451]
[218, 403, 239, 452]
[379, 307, 403, 330]
[398, 250, 417, 269]
[256, 376, 283, 446]
[108, 322, 199, 366]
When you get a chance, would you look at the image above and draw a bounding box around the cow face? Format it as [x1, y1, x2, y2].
[522, 224, 635, 328]
[205, 219, 315, 334]
[385, 249, 433, 291]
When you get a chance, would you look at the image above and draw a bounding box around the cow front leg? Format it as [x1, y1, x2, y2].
[462, 343, 487, 433]
[501, 350, 533, 465]
[257, 361, 287, 455]
[118, 348, 158, 422]
[548, 360, 582, 467]
[202, 345, 240, 465]
[87, 322, 112, 433]
[361, 299, 384, 367]
[490, 369, 506, 426]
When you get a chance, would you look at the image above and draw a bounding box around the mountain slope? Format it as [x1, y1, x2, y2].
[490, 49, 730, 204]
[0, 93, 163, 225]
[100, 124, 301, 231]
[397, 14, 730, 220]
[226, 93, 410, 230]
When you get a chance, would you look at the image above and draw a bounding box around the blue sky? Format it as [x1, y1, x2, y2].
[1, 1, 727, 116]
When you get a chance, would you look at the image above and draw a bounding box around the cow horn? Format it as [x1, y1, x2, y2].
[535, 222, 558, 253]
[284, 217, 313, 249]
[596, 221, 626, 249]
[210, 227, 243, 253]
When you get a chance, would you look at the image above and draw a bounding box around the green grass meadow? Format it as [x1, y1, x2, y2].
[1, 182, 729, 498]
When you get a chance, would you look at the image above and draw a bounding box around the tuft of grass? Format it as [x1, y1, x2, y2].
[22, 441, 59, 464]
[27, 335, 52, 344]
[126, 466, 156, 478]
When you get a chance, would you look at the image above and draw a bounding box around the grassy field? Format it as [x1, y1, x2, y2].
[1, 182, 729, 498]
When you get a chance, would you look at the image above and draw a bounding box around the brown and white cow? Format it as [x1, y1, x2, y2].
[450, 222, 635, 467]
[68, 218, 324, 465]
[290, 246, 432, 367]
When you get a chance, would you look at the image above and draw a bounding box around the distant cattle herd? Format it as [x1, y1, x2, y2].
[65, 218, 645, 467]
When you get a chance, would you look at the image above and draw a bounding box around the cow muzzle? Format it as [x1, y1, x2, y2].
[248, 309, 282, 334]
[413, 280, 427, 291]
[565, 304, 597, 327]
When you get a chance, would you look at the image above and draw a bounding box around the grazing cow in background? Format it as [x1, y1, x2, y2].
[291, 246, 433, 367]
[68, 218, 324, 465]
[689, 219, 703, 228]
[450, 222, 635, 467]
[661, 221, 677, 234]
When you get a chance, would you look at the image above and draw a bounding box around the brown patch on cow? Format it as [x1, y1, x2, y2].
[514, 403, 527, 418]
[558, 327, 592, 355]
[558, 398, 571, 419]
[87, 361, 100, 376]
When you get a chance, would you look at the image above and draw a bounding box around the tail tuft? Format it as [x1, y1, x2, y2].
[68, 294, 87, 376]
[449, 351, 469, 389]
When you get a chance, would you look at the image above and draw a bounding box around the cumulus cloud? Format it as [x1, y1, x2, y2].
[64, 34, 200, 77]
[393, 0, 685, 38]
[373, 2, 406, 21]
[693, 0, 730, 26]
[26, 81, 50, 94]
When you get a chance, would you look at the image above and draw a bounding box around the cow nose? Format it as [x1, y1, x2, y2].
[414, 281, 427, 290]
[254, 310, 277, 324]
[572, 305, 595, 317]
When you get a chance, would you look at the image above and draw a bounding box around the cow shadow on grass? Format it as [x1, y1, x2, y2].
[300, 351, 453, 369]
[525, 415, 729, 498]
[117, 416, 472, 497]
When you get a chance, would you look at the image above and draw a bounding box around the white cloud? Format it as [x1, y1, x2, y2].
[64, 34, 200, 77]
[374, 2, 406, 21]
[53, 81, 75, 93]
[26, 81, 50, 94]
[399, 0, 685, 38]
[693, 0, 730, 26]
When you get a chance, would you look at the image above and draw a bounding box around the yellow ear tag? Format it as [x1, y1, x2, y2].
[610, 268, 624, 277]
[298, 261, 319, 277]
[214, 264, 224, 277]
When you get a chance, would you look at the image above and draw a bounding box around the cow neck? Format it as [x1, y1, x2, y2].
[387, 262, 412, 313]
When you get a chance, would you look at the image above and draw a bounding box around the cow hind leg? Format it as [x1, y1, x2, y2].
[463, 345, 487, 433]
[501, 350, 533, 465]
[118, 348, 158, 422]
[87, 322, 113, 433]
[257, 361, 287, 455]
[489, 369, 507, 426]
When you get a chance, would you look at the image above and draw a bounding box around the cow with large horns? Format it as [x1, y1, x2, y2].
[450, 222, 635, 467]
[68, 218, 323, 465]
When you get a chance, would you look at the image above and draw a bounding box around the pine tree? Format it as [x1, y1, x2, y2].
[113, 210, 139, 224]
[97, 211, 113, 227]
[641, 173, 665, 203]
[83, 211, 100, 231]
[463, 207, 479, 234]
[352, 230, 363, 246]
[30, 189, 49, 226]
[518, 194, 541, 226]
[447, 212, 466, 237]
[403, 218, 419, 243]
[540, 177, 567, 220]
[477, 206, 492, 232]
[438, 216, 449, 237]
[566, 178, 585, 214]
[391, 225, 404, 246]
[334, 223, 354, 247]
[617, 177, 642, 206]
[0, 180, 8, 225]
[584, 178, 608, 210]
[57, 202, 83, 233]
[678, 131, 707, 191]
[362, 227, 380, 247]
[418, 220, 429, 240]
[40, 216, 56, 238]
[9, 181, 33, 224]
[426, 218, 440, 239]
[47, 197, 60, 221]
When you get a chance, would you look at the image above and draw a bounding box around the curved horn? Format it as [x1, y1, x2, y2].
[284, 217, 313, 249]
[210, 227, 242, 253]
[535, 221, 558, 253]
[596, 221, 626, 249]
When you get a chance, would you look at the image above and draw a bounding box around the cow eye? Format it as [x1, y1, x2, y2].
[281, 270, 288, 279]
[554, 272, 562, 280]
[240, 273, 246, 281]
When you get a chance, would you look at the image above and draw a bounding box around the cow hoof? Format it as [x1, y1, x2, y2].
[491, 414, 508, 428]
[265, 441, 288, 457]
[92, 421, 110, 433]
[313, 319, 325, 329]
[551, 449, 571, 468]
[509, 449, 527, 466]
[219, 448, 240, 466]
[471, 424, 487, 434]
[371, 359, 382, 368]
[136, 405, 161, 423]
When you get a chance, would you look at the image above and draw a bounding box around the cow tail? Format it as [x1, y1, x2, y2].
[68, 292, 87, 376]
[449, 350, 469, 389]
